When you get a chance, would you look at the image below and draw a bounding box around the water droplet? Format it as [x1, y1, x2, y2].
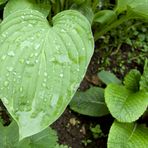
[20, 87, 23, 92]
[7, 67, 13, 72]
[43, 78, 47, 82]
[82, 47, 85, 51]
[7, 51, 15, 57]
[4, 81, 9, 87]
[1, 55, 6, 60]
[28, 24, 33, 27]
[61, 29, 66, 32]
[21, 16, 25, 19]
[35, 59, 39, 63]
[19, 59, 24, 64]
[42, 83, 46, 87]
[30, 53, 34, 58]
[26, 60, 30, 65]
[59, 73, 63, 78]
[34, 53, 38, 57]
[44, 72, 48, 77]
[34, 44, 40, 50]
[76, 68, 80, 72]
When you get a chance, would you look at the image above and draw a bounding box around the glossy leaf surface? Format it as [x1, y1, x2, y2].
[0, 0, 94, 139]
[108, 121, 148, 148]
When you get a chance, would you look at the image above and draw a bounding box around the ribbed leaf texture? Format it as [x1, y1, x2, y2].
[105, 69, 148, 122]
[0, 0, 94, 139]
[108, 121, 148, 148]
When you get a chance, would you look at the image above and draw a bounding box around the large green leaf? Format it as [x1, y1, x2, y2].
[0, 121, 61, 148]
[0, 0, 94, 140]
[70, 87, 109, 117]
[108, 121, 148, 148]
[4, 0, 51, 18]
[116, 0, 148, 20]
[105, 84, 148, 122]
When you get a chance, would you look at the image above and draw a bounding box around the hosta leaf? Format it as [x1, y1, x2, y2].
[98, 70, 121, 85]
[116, 0, 148, 20]
[127, 0, 148, 20]
[0, 0, 94, 140]
[124, 69, 141, 92]
[140, 59, 148, 92]
[70, 87, 109, 117]
[4, 0, 51, 18]
[105, 84, 148, 122]
[108, 121, 148, 148]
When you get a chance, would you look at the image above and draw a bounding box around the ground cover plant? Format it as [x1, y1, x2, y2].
[0, 0, 148, 147]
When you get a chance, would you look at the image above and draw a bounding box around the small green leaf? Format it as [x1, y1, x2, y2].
[70, 87, 109, 117]
[98, 70, 121, 85]
[0, 0, 94, 140]
[124, 69, 141, 92]
[108, 121, 148, 148]
[93, 10, 117, 26]
[140, 59, 148, 92]
[105, 84, 148, 122]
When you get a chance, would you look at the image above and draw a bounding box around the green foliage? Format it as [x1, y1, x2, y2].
[0, 0, 94, 140]
[0, 120, 62, 148]
[70, 87, 109, 117]
[140, 59, 148, 92]
[90, 124, 104, 139]
[98, 70, 121, 85]
[105, 69, 148, 122]
[108, 121, 148, 148]
[124, 69, 141, 91]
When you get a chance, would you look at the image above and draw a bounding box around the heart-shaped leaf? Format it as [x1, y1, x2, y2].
[0, 0, 94, 140]
[108, 121, 148, 148]
[105, 84, 148, 122]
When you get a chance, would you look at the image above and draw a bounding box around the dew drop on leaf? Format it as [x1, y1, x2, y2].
[1, 55, 6, 60]
[4, 81, 9, 87]
[59, 73, 63, 78]
[7, 51, 15, 57]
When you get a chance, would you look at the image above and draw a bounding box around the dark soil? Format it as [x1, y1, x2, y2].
[52, 108, 113, 148]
